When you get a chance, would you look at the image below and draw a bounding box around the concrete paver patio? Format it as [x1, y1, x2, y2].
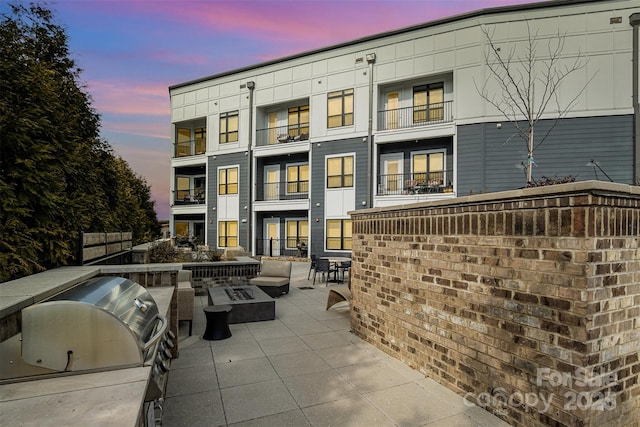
[162, 262, 511, 427]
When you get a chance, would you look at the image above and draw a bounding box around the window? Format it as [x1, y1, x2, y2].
[287, 164, 309, 194]
[175, 175, 206, 203]
[326, 219, 352, 250]
[220, 111, 238, 143]
[288, 105, 309, 138]
[176, 128, 191, 157]
[218, 221, 238, 247]
[327, 89, 353, 128]
[412, 152, 445, 186]
[194, 127, 206, 154]
[327, 156, 353, 188]
[218, 167, 238, 195]
[175, 221, 189, 238]
[175, 126, 206, 157]
[286, 220, 308, 249]
[413, 83, 444, 123]
[175, 220, 205, 243]
[176, 176, 190, 202]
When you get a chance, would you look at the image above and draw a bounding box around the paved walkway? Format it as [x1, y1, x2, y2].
[162, 262, 511, 427]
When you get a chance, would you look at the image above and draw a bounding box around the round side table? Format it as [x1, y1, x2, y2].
[202, 305, 232, 340]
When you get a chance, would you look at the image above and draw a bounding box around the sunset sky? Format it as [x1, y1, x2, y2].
[40, 0, 535, 219]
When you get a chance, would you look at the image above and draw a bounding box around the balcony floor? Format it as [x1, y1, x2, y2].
[162, 262, 510, 427]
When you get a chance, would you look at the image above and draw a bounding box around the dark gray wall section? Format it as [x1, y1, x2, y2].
[207, 152, 249, 248]
[310, 136, 368, 257]
[457, 115, 633, 196]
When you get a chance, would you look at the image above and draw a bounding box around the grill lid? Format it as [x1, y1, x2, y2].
[21, 276, 164, 372]
[47, 276, 160, 341]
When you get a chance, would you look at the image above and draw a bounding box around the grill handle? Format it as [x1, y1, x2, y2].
[143, 314, 168, 352]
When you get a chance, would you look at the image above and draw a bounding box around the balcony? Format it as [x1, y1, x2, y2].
[256, 123, 309, 147]
[377, 171, 453, 196]
[173, 189, 205, 205]
[377, 101, 453, 131]
[255, 180, 309, 202]
[174, 138, 206, 158]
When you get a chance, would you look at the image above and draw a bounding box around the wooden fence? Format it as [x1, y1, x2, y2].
[79, 231, 133, 265]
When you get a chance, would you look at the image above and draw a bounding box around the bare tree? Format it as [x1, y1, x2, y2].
[475, 21, 594, 185]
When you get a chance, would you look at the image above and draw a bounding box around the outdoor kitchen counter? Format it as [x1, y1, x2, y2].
[0, 366, 152, 426]
[0, 266, 101, 318]
[0, 286, 174, 427]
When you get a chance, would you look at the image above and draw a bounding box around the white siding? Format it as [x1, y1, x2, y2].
[169, 0, 637, 145]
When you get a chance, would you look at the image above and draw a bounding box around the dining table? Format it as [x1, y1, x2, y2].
[320, 256, 351, 283]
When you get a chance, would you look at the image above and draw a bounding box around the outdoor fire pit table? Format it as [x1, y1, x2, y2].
[207, 285, 275, 323]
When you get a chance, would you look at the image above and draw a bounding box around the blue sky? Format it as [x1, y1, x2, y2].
[43, 0, 534, 219]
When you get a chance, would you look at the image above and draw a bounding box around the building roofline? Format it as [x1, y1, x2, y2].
[168, 0, 612, 91]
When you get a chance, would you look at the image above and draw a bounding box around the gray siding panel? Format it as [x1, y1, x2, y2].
[310, 137, 367, 257]
[457, 115, 633, 195]
[207, 152, 248, 248]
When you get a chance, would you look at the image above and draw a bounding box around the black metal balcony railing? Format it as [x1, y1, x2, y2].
[173, 189, 206, 205]
[174, 138, 206, 158]
[255, 180, 309, 202]
[256, 238, 308, 258]
[256, 123, 310, 147]
[377, 171, 454, 196]
[377, 101, 453, 131]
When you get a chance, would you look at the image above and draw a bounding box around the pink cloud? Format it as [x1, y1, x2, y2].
[158, 2, 407, 46]
[102, 120, 170, 140]
[145, 0, 537, 51]
[88, 80, 169, 116]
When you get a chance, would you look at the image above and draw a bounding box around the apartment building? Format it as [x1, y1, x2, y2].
[169, 0, 639, 258]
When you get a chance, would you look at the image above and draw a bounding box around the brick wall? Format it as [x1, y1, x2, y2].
[350, 182, 639, 427]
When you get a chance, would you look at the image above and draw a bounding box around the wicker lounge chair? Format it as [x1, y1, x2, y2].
[326, 284, 351, 310]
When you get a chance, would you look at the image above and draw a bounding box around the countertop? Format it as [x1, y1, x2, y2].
[0, 286, 174, 427]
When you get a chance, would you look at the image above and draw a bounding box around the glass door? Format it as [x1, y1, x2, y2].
[268, 113, 278, 145]
[264, 166, 279, 201]
[385, 91, 399, 130]
[264, 219, 280, 256]
[193, 222, 205, 245]
[380, 153, 403, 195]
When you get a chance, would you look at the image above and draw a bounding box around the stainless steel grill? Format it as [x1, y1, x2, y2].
[0, 276, 171, 386]
[0, 275, 175, 427]
[20, 276, 167, 372]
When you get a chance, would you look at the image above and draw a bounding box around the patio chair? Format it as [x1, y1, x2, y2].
[312, 258, 337, 286]
[249, 259, 292, 298]
[337, 260, 351, 282]
[307, 254, 317, 280]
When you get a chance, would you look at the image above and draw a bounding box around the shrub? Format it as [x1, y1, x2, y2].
[526, 175, 576, 188]
[148, 241, 178, 263]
